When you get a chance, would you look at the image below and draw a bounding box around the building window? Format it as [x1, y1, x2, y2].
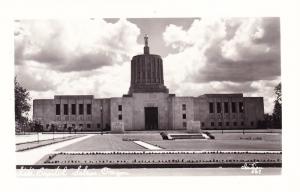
[251, 121, 254, 126]
[239, 102, 244, 113]
[218, 122, 222, 126]
[72, 124, 75, 128]
[209, 102, 214, 113]
[79, 124, 83, 128]
[241, 121, 244, 126]
[56, 104, 60, 115]
[226, 122, 230, 126]
[231, 102, 236, 113]
[183, 122, 187, 128]
[118, 105, 122, 111]
[182, 114, 186, 119]
[118, 114, 122, 120]
[233, 122, 237, 126]
[182, 104, 186, 111]
[64, 104, 68, 115]
[97, 124, 101, 129]
[64, 124, 67, 129]
[201, 122, 205, 127]
[224, 102, 229, 113]
[217, 102, 222, 113]
[87, 104, 92, 115]
[87, 124, 91, 129]
[71, 104, 76, 115]
[79, 104, 84, 115]
[211, 122, 215, 127]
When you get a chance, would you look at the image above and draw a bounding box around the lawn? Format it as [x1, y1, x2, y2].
[56, 132, 281, 152]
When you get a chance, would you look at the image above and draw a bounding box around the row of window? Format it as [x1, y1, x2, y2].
[56, 104, 92, 115]
[209, 102, 244, 114]
[208, 121, 254, 127]
[46, 123, 93, 129]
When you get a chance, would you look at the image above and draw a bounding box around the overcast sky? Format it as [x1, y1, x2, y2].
[14, 18, 280, 115]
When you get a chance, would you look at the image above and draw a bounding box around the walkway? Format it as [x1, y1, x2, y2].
[16, 134, 94, 165]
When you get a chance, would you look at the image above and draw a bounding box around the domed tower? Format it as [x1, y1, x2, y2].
[128, 35, 169, 94]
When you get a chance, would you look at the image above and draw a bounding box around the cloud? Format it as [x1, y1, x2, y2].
[163, 17, 281, 113]
[15, 18, 139, 119]
[163, 18, 281, 83]
[14, 19, 141, 72]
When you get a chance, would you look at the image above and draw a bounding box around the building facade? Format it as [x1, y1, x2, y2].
[33, 35, 264, 132]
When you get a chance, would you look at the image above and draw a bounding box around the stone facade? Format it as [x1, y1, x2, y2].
[32, 35, 264, 132]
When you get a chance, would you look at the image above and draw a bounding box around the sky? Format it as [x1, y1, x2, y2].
[14, 18, 281, 116]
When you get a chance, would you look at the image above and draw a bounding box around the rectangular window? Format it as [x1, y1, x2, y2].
[218, 122, 222, 126]
[183, 122, 187, 128]
[217, 102, 222, 113]
[118, 114, 122, 120]
[251, 121, 254, 126]
[97, 124, 101, 129]
[56, 104, 60, 115]
[231, 102, 236, 113]
[182, 114, 186, 119]
[209, 102, 214, 113]
[224, 102, 229, 113]
[118, 105, 122, 111]
[64, 124, 67, 129]
[211, 122, 215, 127]
[241, 121, 244, 126]
[87, 124, 91, 129]
[79, 104, 84, 115]
[71, 104, 76, 115]
[182, 104, 186, 111]
[79, 124, 83, 128]
[64, 104, 68, 115]
[233, 122, 237, 126]
[72, 124, 75, 128]
[226, 122, 230, 126]
[87, 104, 92, 115]
[239, 102, 244, 113]
[201, 122, 205, 127]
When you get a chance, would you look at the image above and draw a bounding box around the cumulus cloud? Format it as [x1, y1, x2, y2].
[163, 18, 281, 113]
[163, 17, 280, 83]
[14, 19, 141, 72]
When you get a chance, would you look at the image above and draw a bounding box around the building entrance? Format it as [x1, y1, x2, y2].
[144, 107, 158, 130]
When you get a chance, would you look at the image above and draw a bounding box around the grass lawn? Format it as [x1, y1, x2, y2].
[56, 132, 281, 152]
[57, 134, 147, 151]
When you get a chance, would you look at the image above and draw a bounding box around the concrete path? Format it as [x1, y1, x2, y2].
[16, 134, 94, 165]
[133, 140, 162, 150]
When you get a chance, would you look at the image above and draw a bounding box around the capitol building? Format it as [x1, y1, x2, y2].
[33, 35, 264, 132]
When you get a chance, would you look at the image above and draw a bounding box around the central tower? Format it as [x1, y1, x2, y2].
[128, 35, 169, 95]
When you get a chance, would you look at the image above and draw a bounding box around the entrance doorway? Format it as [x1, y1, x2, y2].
[145, 107, 158, 130]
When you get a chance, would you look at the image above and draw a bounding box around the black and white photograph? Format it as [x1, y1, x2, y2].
[14, 17, 282, 175]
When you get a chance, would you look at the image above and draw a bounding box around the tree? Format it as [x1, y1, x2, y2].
[272, 83, 282, 129]
[15, 77, 31, 131]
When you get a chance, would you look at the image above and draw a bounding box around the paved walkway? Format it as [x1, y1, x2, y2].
[16, 134, 94, 165]
[133, 141, 162, 150]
